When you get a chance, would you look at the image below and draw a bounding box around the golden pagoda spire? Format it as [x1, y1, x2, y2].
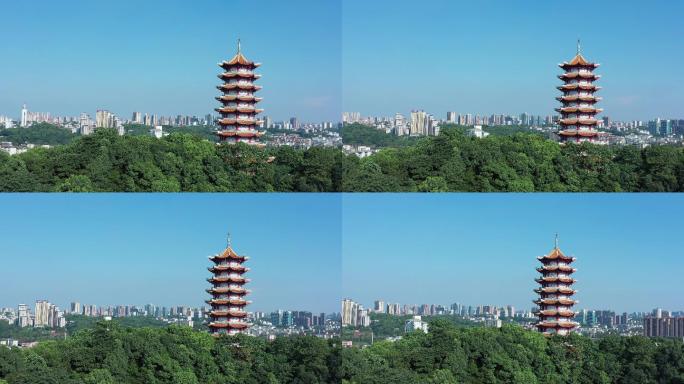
[237, 38, 241, 54]
[226, 231, 232, 248]
[577, 39, 581, 56]
[554, 233, 559, 249]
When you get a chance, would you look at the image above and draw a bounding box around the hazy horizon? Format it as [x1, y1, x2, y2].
[0, 0, 341, 122]
[3, 1, 682, 124]
[342, 194, 684, 314]
[342, 0, 684, 122]
[0, 194, 342, 314]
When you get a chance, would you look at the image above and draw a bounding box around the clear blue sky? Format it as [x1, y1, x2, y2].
[0, 0, 341, 122]
[343, 194, 684, 313]
[0, 194, 342, 313]
[342, 0, 684, 121]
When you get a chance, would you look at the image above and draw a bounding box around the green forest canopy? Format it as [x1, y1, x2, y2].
[0, 321, 682, 384]
[2, 126, 684, 192]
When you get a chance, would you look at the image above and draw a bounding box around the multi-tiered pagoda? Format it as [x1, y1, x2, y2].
[556, 41, 603, 143]
[215, 40, 264, 145]
[206, 236, 251, 335]
[534, 236, 579, 336]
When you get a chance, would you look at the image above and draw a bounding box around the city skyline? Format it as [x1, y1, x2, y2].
[342, 0, 684, 121]
[0, 0, 341, 122]
[0, 194, 342, 313]
[342, 194, 684, 313]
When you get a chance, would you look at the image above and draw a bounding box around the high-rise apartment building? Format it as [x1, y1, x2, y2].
[20, 104, 28, 127]
[644, 316, 684, 338]
[410, 110, 428, 136]
[70, 302, 81, 315]
[34, 300, 50, 327]
[341, 299, 355, 326]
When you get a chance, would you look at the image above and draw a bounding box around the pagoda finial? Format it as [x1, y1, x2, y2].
[226, 231, 232, 248]
[237, 38, 241, 54]
[577, 39, 581, 55]
[554, 233, 559, 249]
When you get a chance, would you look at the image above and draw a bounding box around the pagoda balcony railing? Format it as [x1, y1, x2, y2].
[568, 69, 594, 75]
[565, 80, 595, 85]
[211, 320, 246, 325]
[227, 79, 256, 85]
[217, 262, 245, 268]
[215, 273, 245, 279]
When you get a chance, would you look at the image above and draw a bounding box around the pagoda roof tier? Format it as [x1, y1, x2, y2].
[534, 298, 576, 306]
[537, 248, 575, 262]
[215, 130, 265, 138]
[557, 84, 601, 91]
[535, 276, 575, 284]
[216, 95, 263, 103]
[219, 47, 260, 68]
[537, 321, 579, 329]
[556, 95, 601, 103]
[208, 322, 249, 329]
[215, 107, 264, 114]
[206, 299, 249, 306]
[537, 265, 576, 273]
[207, 276, 249, 284]
[558, 72, 600, 80]
[217, 84, 262, 92]
[559, 118, 599, 126]
[208, 265, 249, 273]
[217, 118, 261, 126]
[206, 287, 249, 295]
[210, 310, 248, 318]
[534, 287, 576, 295]
[219, 60, 261, 70]
[555, 107, 603, 114]
[558, 129, 600, 137]
[219, 72, 261, 80]
[559, 54, 599, 69]
[210, 247, 248, 262]
[536, 310, 576, 317]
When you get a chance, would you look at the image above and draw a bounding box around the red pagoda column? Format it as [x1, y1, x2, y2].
[215, 40, 264, 145]
[556, 40, 603, 144]
[206, 235, 251, 335]
[534, 235, 579, 336]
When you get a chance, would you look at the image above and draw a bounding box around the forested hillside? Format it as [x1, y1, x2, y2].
[2, 127, 684, 192]
[343, 127, 684, 192]
[0, 129, 344, 192]
[1, 321, 682, 383]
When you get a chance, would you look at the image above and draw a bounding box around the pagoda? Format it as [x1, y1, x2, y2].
[215, 40, 264, 145]
[206, 235, 251, 335]
[533, 235, 579, 336]
[556, 40, 603, 143]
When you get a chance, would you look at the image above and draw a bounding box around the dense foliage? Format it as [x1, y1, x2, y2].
[341, 124, 418, 148]
[0, 322, 340, 384]
[1, 321, 682, 383]
[124, 124, 218, 142]
[343, 127, 684, 192]
[3, 125, 684, 191]
[342, 313, 478, 343]
[341, 320, 684, 384]
[0, 321, 64, 343]
[0, 124, 78, 145]
[64, 315, 168, 336]
[0, 129, 344, 192]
